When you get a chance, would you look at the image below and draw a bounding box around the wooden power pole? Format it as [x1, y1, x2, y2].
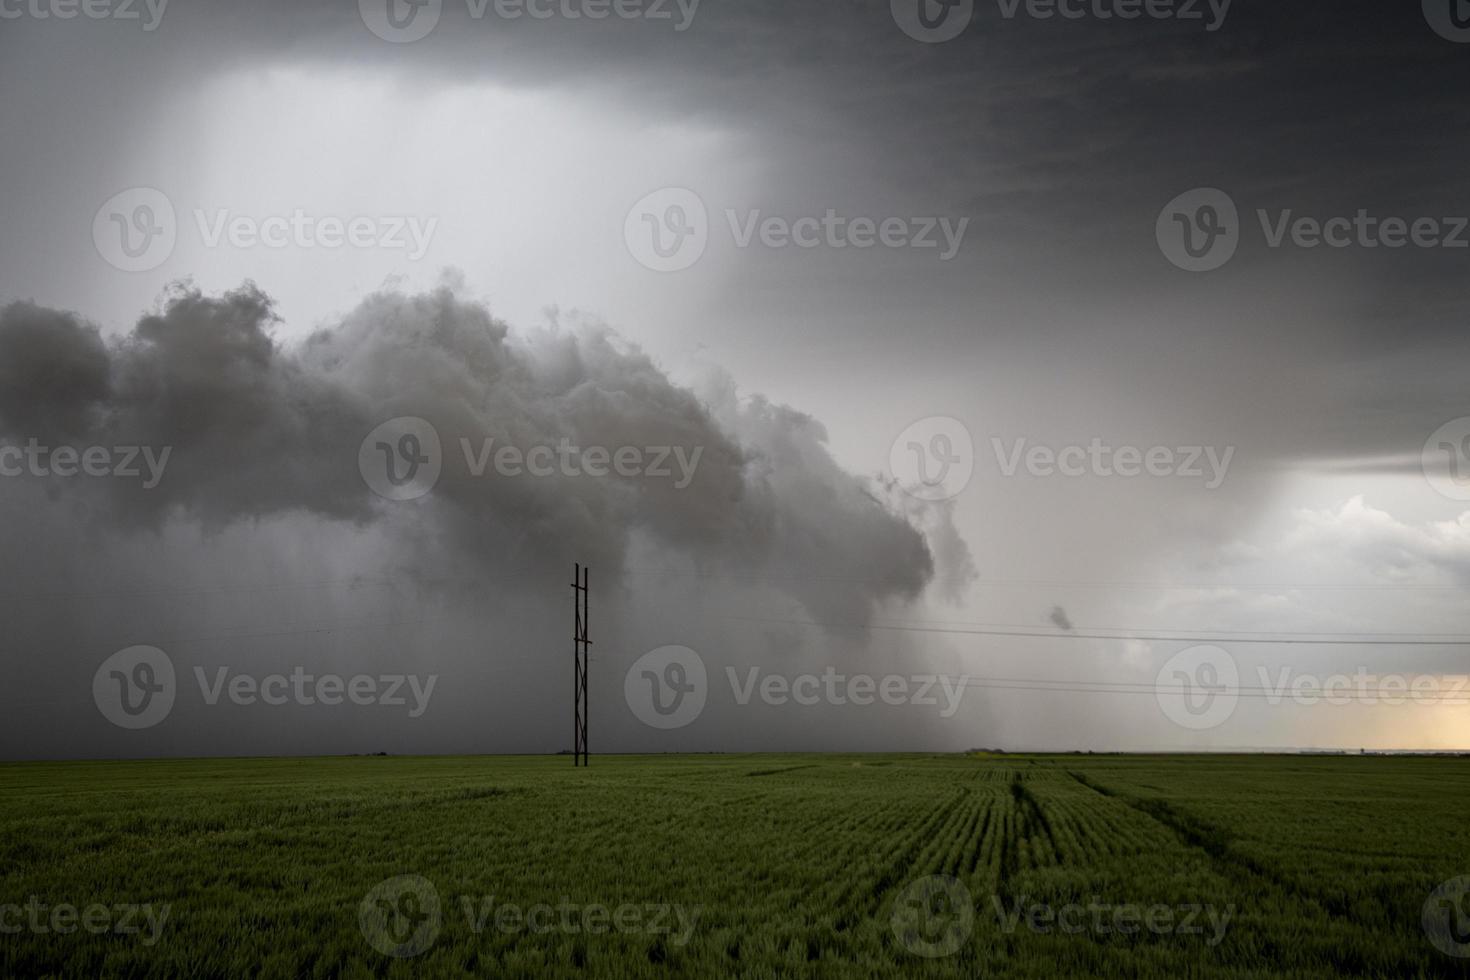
[573, 563, 590, 766]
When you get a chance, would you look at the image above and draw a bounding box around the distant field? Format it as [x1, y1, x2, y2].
[2, 754, 1469, 978]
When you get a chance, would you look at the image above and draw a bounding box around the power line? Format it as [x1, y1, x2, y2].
[621, 567, 1470, 593]
[949, 676, 1470, 701]
[723, 614, 1470, 646]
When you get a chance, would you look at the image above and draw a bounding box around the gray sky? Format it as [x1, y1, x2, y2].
[2, 0, 1469, 758]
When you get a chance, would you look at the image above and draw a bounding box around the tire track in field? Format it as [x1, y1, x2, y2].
[987, 773, 1063, 908]
[965, 802, 995, 877]
[826, 788, 971, 933]
[800, 795, 927, 922]
[744, 765, 817, 777]
[1065, 770, 1402, 976]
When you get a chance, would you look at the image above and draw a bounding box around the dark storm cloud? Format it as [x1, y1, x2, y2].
[0, 0, 1466, 758]
[12, 0, 1457, 467]
[0, 282, 950, 619]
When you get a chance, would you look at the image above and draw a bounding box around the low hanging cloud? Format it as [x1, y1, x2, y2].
[1288, 496, 1470, 586]
[0, 281, 969, 623]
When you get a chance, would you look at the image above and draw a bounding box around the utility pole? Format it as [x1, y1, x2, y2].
[573, 562, 589, 766]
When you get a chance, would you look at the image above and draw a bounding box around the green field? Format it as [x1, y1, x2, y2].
[3, 754, 1469, 978]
